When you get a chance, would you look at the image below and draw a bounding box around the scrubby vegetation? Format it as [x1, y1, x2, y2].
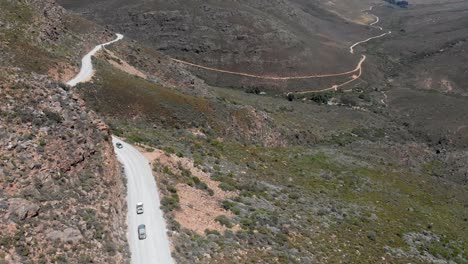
[3, 0, 467, 262]
[0, 1, 129, 262]
[74, 54, 468, 262]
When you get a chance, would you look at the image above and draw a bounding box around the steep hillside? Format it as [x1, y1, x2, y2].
[377, 0, 468, 92]
[0, 0, 128, 263]
[361, 1, 468, 159]
[74, 49, 467, 263]
[22, 0, 468, 263]
[57, 0, 387, 92]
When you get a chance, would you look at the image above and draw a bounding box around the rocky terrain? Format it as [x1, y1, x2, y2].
[2, 0, 467, 263]
[0, 0, 129, 262]
[58, 0, 365, 73]
[76, 54, 467, 263]
[57, 0, 385, 92]
[56, 0, 467, 263]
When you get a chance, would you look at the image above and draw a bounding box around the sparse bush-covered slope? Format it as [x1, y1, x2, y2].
[76, 55, 467, 263]
[4, 0, 465, 263]
[0, 0, 129, 263]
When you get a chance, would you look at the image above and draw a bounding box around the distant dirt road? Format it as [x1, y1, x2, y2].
[288, 55, 365, 95]
[170, 7, 390, 95]
[170, 57, 362, 80]
[290, 7, 390, 94]
[349, 31, 391, 54]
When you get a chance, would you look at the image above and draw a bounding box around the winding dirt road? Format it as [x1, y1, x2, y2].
[349, 31, 391, 54]
[67, 34, 123, 87]
[289, 55, 365, 95]
[67, 33, 174, 264]
[171, 56, 365, 80]
[170, 7, 390, 95]
[289, 6, 390, 94]
[369, 15, 383, 30]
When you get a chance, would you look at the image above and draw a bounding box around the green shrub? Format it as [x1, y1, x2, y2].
[181, 169, 191, 178]
[427, 237, 466, 261]
[163, 146, 175, 155]
[38, 139, 46, 147]
[207, 188, 215, 196]
[214, 215, 233, 228]
[187, 176, 211, 194]
[126, 133, 146, 144]
[204, 229, 221, 236]
[232, 207, 241, 215]
[161, 194, 180, 212]
[221, 200, 235, 210]
[212, 173, 238, 191]
[288, 193, 300, 200]
[0, 236, 12, 247]
[192, 176, 201, 185]
[43, 109, 63, 123]
[167, 185, 178, 193]
[169, 219, 181, 232]
[240, 190, 254, 197]
[240, 217, 255, 229]
[145, 147, 154, 152]
[309, 92, 333, 104]
[162, 166, 172, 175]
[219, 182, 236, 192]
[107, 122, 123, 136]
[367, 230, 377, 241]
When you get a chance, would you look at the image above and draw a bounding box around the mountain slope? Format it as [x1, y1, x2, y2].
[0, 0, 129, 262]
[57, 0, 380, 91]
[74, 49, 467, 263]
[54, 0, 467, 262]
[7, 0, 466, 263]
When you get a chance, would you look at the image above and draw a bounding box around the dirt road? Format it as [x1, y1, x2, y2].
[170, 7, 390, 95]
[67, 34, 174, 264]
[113, 137, 174, 264]
[66, 34, 123, 87]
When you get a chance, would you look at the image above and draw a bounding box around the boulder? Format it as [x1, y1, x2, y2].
[46, 227, 83, 243]
[8, 198, 40, 220]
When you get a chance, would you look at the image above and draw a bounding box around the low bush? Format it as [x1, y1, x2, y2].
[221, 200, 235, 210]
[219, 182, 236, 191]
[204, 229, 221, 236]
[309, 92, 333, 104]
[214, 215, 233, 228]
[167, 185, 178, 193]
[161, 193, 180, 212]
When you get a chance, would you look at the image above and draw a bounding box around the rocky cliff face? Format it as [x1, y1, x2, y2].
[0, 70, 128, 264]
[0, 0, 129, 263]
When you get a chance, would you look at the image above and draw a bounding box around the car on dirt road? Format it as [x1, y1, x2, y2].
[138, 224, 146, 240]
[136, 202, 144, 214]
[116, 142, 123, 149]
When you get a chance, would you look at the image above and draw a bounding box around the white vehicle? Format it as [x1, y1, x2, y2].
[136, 202, 144, 214]
[138, 224, 146, 240]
